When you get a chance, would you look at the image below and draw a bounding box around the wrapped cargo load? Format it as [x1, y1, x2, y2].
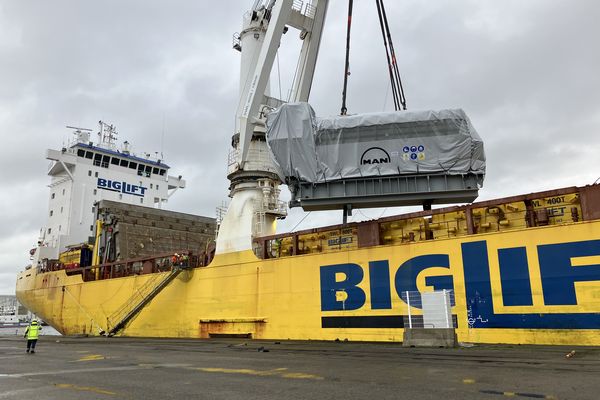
[266, 102, 485, 183]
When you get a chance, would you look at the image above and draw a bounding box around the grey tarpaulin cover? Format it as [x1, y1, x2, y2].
[266, 102, 485, 184]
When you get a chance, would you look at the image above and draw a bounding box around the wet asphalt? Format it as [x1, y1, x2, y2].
[1, 336, 599, 399]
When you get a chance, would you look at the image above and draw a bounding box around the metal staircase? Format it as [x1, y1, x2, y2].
[106, 267, 183, 336]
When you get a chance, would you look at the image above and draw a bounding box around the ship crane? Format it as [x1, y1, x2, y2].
[216, 0, 328, 255]
[216, 0, 484, 255]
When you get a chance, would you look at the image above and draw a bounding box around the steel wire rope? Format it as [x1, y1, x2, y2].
[382, 82, 391, 111]
[357, 209, 372, 220]
[375, 0, 407, 111]
[276, 50, 283, 101]
[63, 285, 106, 335]
[375, 0, 400, 111]
[378, 0, 407, 109]
[287, 45, 304, 102]
[290, 211, 312, 232]
[340, 0, 354, 115]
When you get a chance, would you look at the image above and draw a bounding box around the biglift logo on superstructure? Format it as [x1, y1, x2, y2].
[319, 239, 600, 329]
[97, 178, 147, 197]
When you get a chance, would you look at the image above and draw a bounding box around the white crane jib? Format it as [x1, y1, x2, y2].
[216, 0, 328, 255]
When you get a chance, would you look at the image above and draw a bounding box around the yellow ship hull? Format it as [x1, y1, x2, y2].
[16, 219, 600, 345]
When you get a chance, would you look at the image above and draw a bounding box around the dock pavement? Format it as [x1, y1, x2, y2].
[1, 336, 599, 399]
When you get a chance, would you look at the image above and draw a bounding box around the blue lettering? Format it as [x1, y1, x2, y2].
[318, 239, 600, 329]
[112, 181, 122, 191]
[462, 241, 600, 329]
[394, 254, 453, 309]
[538, 240, 600, 305]
[368, 260, 391, 310]
[498, 247, 533, 306]
[96, 178, 146, 197]
[320, 264, 366, 311]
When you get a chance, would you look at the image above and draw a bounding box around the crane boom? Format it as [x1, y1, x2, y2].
[216, 0, 329, 255]
[237, 0, 293, 168]
[235, 0, 328, 168]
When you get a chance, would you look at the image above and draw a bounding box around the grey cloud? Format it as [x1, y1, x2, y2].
[1, 0, 599, 293]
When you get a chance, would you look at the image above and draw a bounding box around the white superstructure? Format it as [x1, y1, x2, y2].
[34, 122, 185, 262]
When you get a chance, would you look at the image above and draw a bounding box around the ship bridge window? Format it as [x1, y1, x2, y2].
[153, 167, 159, 175]
[85, 151, 93, 159]
[137, 164, 144, 176]
[159, 169, 166, 176]
[101, 155, 110, 168]
[93, 153, 102, 166]
[77, 149, 85, 157]
[129, 162, 137, 170]
[111, 157, 120, 166]
[145, 165, 152, 177]
[51, 193, 55, 199]
[120, 159, 128, 167]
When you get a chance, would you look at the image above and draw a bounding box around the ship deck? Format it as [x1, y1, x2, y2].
[1, 337, 598, 399]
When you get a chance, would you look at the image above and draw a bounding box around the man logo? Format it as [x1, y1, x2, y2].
[360, 147, 391, 165]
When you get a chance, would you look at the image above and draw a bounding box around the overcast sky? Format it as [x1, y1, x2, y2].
[1, 0, 599, 295]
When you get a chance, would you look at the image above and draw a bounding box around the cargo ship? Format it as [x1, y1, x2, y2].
[16, 0, 600, 345]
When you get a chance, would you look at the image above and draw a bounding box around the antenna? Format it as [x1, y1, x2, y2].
[161, 112, 166, 162]
[66, 126, 93, 132]
[98, 121, 118, 149]
[66, 125, 93, 145]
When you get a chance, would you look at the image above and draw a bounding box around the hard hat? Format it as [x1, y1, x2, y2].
[31, 319, 38, 324]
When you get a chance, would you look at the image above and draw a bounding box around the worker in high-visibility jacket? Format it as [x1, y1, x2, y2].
[24, 319, 42, 354]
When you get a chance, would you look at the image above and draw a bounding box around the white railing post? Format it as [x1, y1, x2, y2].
[443, 289, 450, 329]
[406, 291, 412, 329]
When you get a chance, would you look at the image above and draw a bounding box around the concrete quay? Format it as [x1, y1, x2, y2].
[1, 336, 599, 399]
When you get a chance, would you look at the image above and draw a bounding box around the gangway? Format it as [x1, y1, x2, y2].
[107, 267, 183, 336]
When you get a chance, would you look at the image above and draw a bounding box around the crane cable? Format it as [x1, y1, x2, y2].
[340, 0, 353, 116]
[375, 0, 407, 110]
[340, 0, 407, 115]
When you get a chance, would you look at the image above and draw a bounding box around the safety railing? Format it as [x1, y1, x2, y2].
[292, 0, 316, 18]
[401, 290, 455, 329]
[232, 33, 241, 51]
[38, 251, 204, 281]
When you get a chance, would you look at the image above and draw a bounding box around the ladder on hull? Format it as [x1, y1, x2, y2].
[107, 267, 183, 336]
